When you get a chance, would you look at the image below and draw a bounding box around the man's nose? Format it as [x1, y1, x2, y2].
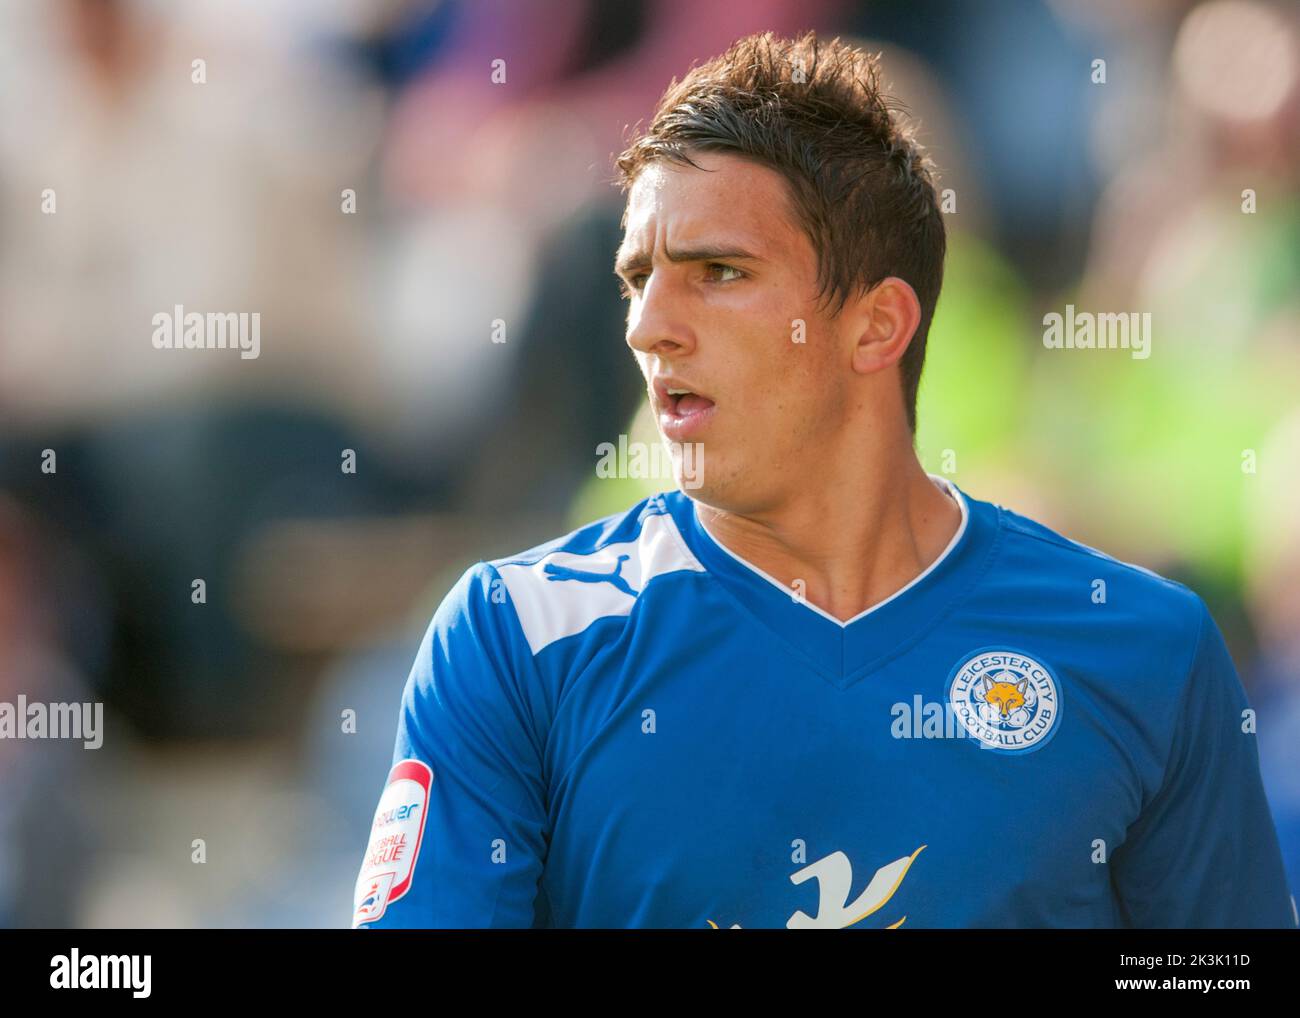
[625, 273, 695, 358]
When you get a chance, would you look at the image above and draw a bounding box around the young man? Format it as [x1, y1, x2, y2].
[352, 31, 1295, 929]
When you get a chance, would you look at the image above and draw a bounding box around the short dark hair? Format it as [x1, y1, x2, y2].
[614, 30, 946, 434]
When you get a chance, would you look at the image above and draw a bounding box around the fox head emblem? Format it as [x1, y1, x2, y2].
[981, 671, 1028, 719]
[949, 651, 1062, 754]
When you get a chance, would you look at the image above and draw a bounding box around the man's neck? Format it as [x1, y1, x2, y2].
[694, 460, 963, 623]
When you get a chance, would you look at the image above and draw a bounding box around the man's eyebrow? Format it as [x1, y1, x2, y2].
[613, 243, 763, 276]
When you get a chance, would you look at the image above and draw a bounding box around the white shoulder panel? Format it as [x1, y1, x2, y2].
[496, 510, 705, 655]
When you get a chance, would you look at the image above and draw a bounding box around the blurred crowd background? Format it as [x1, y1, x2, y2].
[0, 0, 1296, 927]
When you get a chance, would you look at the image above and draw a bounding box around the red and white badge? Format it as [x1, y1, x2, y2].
[353, 759, 433, 927]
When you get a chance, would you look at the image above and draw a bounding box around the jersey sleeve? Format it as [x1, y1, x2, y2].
[352, 562, 551, 928]
[1111, 597, 1298, 928]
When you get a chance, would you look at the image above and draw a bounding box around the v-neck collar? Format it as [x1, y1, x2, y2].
[662, 476, 1002, 688]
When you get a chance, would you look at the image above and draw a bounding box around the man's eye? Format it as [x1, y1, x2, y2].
[706, 263, 744, 283]
[618, 273, 648, 299]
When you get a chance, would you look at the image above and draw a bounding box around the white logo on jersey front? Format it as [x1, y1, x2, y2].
[707, 845, 926, 929]
[947, 649, 1061, 754]
[788, 847, 925, 929]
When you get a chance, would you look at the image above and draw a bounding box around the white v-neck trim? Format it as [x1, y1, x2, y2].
[692, 474, 970, 630]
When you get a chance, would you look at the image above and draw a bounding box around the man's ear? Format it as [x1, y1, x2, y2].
[849, 277, 921, 376]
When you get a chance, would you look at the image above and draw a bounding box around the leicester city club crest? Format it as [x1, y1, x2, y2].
[947, 649, 1061, 754]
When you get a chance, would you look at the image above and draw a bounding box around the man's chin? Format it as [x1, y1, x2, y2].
[659, 437, 709, 494]
[671, 464, 783, 519]
[672, 468, 708, 495]
[672, 471, 731, 506]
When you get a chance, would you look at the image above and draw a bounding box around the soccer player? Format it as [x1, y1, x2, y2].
[352, 31, 1296, 929]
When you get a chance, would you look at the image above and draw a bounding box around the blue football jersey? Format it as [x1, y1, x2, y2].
[352, 478, 1298, 929]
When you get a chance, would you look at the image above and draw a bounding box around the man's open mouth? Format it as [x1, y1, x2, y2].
[654, 376, 715, 416]
[664, 388, 716, 416]
[651, 377, 717, 442]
